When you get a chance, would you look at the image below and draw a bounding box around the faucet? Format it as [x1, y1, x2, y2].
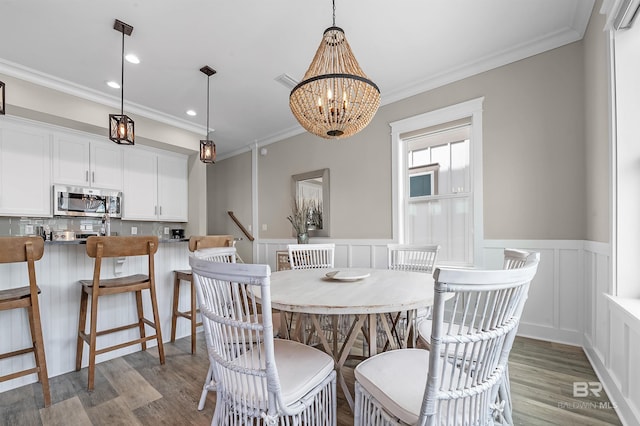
[101, 213, 111, 236]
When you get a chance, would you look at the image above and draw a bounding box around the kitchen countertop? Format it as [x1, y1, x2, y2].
[45, 237, 189, 245]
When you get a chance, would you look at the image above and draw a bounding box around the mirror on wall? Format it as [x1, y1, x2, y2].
[291, 168, 330, 237]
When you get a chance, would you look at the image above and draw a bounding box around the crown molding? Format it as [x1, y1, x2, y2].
[381, 21, 590, 106]
[0, 58, 206, 135]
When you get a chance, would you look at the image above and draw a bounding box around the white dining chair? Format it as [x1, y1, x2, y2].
[287, 243, 339, 346]
[417, 248, 537, 346]
[498, 248, 537, 425]
[288, 243, 335, 269]
[503, 247, 531, 270]
[387, 244, 440, 273]
[189, 258, 337, 425]
[354, 256, 539, 426]
[385, 244, 440, 349]
[191, 246, 237, 411]
[416, 248, 539, 424]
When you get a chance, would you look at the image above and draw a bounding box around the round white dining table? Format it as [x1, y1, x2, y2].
[268, 267, 433, 314]
[263, 267, 435, 410]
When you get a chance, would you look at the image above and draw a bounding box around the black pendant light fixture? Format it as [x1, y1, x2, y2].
[109, 19, 135, 145]
[199, 65, 217, 164]
[289, 0, 380, 139]
[0, 81, 5, 115]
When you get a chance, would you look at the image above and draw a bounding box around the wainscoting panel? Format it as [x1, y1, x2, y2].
[484, 241, 583, 345]
[559, 248, 581, 333]
[582, 241, 640, 426]
[592, 295, 640, 425]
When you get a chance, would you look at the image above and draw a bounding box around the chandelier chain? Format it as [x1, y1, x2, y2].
[332, 0, 336, 27]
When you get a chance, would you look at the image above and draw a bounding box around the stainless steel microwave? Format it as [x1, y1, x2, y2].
[53, 185, 122, 218]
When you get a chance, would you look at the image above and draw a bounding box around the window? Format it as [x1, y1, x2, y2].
[390, 98, 484, 267]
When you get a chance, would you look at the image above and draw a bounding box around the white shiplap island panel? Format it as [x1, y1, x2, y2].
[0, 240, 191, 393]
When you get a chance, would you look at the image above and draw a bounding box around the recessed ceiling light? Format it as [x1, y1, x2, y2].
[125, 54, 140, 64]
[107, 81, 120, 89]
[186, 110, 197, 116]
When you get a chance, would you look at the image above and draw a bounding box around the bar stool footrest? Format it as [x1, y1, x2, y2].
[0, 346, 35, 360]
[0, 366, 40, 382]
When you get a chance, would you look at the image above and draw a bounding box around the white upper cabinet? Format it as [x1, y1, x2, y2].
[122, 148, 157, 220]
[0, 122, 52, 217]
[91, 142, 123, 189]
[157, 153, 188, 222]
[52, 133, 123, 190]
[122, 147, 188, 222]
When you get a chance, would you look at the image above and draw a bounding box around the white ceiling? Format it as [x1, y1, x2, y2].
[0, 0, 595, 157]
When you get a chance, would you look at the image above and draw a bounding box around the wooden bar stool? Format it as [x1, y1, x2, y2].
[171, 235, 233, 354]
[76, 236, 164, 391]
[0, 236, 51, 407]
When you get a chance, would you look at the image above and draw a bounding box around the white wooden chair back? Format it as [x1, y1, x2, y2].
[190, 260, 279, 421]
[387, 244, 440, 273]
[419, 257, 539, 424]
[288, 243, 335, 269]
[498, 248, 539, 424]
[503, 248, 531, 270]
[189, 258, 336, 424]
[192, 246, 237, 264]
[190, 246, 237, 410]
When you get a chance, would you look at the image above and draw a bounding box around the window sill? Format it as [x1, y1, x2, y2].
[606, 295, 640, 331]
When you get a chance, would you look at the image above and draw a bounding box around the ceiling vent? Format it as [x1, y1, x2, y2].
[275, 73, 298, 90]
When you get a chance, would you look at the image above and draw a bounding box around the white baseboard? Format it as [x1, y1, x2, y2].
[517, 322, 582, 346]
[584, 344, 640, 426]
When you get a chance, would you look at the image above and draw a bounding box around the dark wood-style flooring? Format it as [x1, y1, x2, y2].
[0, 334, 622, 425]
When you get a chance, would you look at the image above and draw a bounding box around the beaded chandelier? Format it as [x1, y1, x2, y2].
[289, 1, 380, 139]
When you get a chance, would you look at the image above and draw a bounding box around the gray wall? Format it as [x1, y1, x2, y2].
[583, 5, 610, 244]
[210, 39, 595, 242]
[207, 150, 254, 262]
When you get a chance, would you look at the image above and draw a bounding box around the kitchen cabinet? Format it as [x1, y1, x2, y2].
[0, 122, 51, 216]
[122, 148, 188, 222]
[157, 153, 189, 221]
[52, 133, 123, 190]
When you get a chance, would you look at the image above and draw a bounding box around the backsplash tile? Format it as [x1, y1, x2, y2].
[0, 216, 184, 239]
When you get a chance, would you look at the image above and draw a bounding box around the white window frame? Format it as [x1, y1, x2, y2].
[390, 97, 484, 267]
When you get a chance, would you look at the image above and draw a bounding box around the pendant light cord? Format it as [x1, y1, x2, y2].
[120, 29, 124, 115]
[332, 0, 336, 26]
[206, 75, 210, 138]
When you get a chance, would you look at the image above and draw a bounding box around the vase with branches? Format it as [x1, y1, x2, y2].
[287, 198, 312, 243]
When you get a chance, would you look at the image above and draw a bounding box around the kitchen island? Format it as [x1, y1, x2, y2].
[0, 237, 193, 394]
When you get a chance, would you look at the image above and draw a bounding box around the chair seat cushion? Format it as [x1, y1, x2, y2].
[355, 348, 429, 424]
[273, 338, 335, 405]
[229, 338, 334, 407]
[356, 348, 492, 425]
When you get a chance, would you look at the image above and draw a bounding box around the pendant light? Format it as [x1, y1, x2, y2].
[289, 0, 380, 139]
[109, 19, 135, 145]
[199, 65, 217, 164]
[0, 81, 5, 115]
